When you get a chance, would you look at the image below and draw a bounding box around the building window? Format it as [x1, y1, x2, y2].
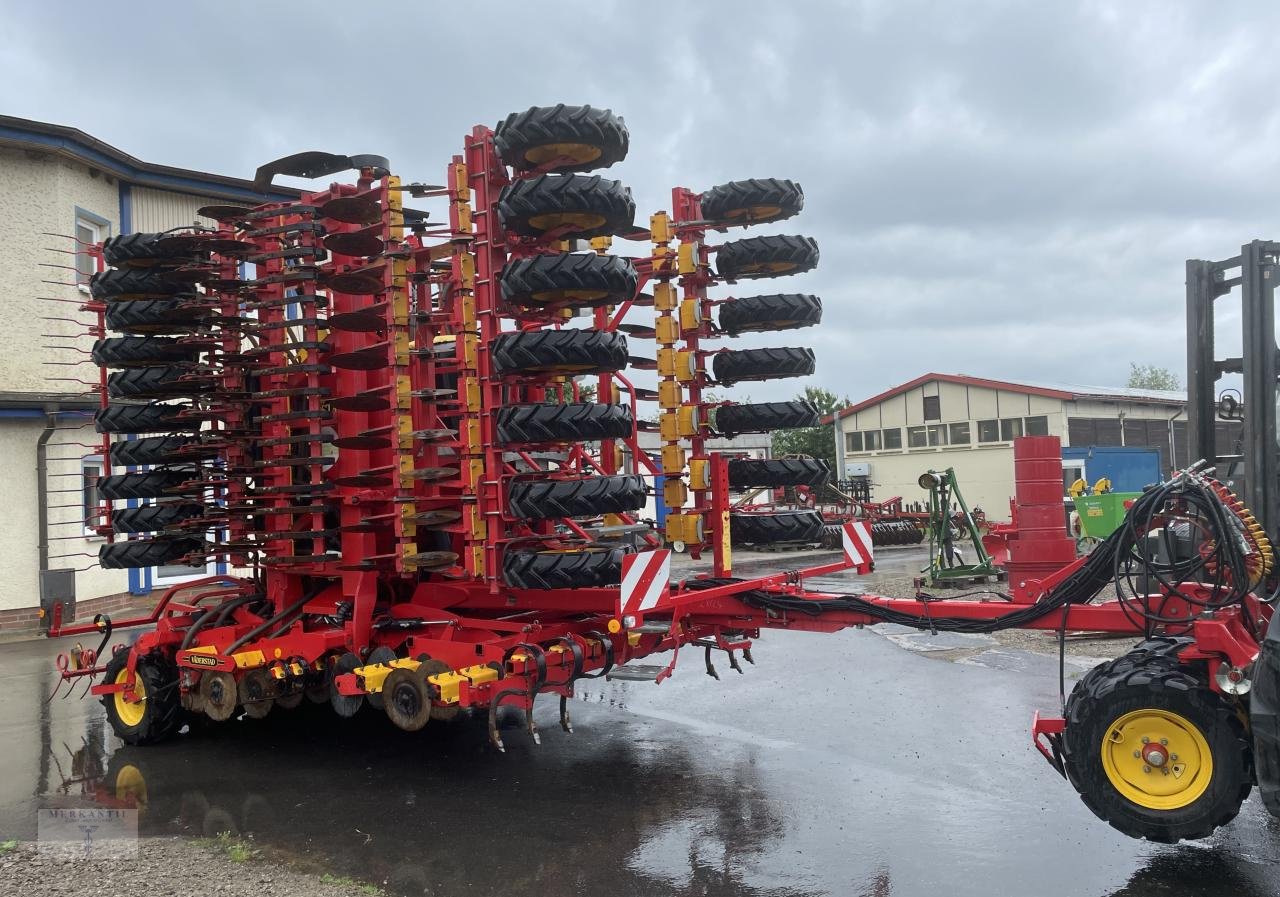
[1024, 415, 1049, 436]
[82, 458, 102, 535]
[74, 213, 106, 289]
[923, 395, 941, 421]
[907, 425, 928, 448]
[845, 431, 863, 452]
[949, 422, 971, 445]
[978, 419, 1000, 443]
[926, 424, 948, 446]
[863, 430, 882, 451]
[1000, 417, 1024, 441]
[882, 428, 902, 450]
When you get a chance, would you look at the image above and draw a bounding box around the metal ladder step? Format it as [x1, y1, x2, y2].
[605, 665, 664, 682]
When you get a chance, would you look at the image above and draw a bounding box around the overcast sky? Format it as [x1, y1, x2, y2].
[4, 0, 1276, 403]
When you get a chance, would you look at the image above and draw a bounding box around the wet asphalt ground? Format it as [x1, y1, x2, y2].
[1, 548, 1278, 896]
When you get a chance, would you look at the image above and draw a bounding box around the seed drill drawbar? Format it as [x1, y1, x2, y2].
[43, 105, 1280, 845]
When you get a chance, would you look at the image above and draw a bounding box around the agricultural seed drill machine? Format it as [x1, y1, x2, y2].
[44, 106, 1280, 844]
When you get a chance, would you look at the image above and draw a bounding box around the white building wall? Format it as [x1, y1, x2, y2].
[131, 186, 219, 232]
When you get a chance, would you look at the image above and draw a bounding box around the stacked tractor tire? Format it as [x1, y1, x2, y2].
[652, 176, 830, 551]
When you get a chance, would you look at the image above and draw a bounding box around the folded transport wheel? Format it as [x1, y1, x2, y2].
[500, 253, 638, 309]
[495, 104, 629, 173]
[364, 646, 398, 712]
[715, 235, 819, 280]
[1255, 613, 1280, 816]
[99, 537, 204, 569]
[502, 547, 626, 589]
[111, 502, 203, 534]
[101, 649, 182, 745]
[497, 173, 635, 239]
[97, 469, 198, 501]
[95, 401, 198, 434]
[90, 268, 193, 301]
[712, 347, 815, 385]
[109, 434, 206, 467]
[383, 667, 432, 732]
[200, 670, 238, 722]
[92, 336, 200, 368]
[105, 298, 209, 334]
[507, 475, 647, 519]
[729, 510, 825, 546]
[717, 294, 822, 335]
[495, 402, 634, 444]
[699, 178, 803, 226]
[706, 400, 820, 436]
[727, 458, 831, 489]
[491, 329, 628, 376]
[103, 231, 208, 267]
[238, 669, 277, 719]
[330, 652, 365, 719]
[1061, 649, 1252, 843]
[107, 365, 212, 400]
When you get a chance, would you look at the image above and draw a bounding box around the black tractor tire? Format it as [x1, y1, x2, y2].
[89, 268, 191, 301]
[1062, 650, 1252, 843]
[92, 336, 199, 368]
[507, 475, 646, 519]
[700, 178, 803, 225]
[112, 503, 204, 534]
[503, 547, 626, 589]
[95, 402, 198, 434]
[718, 294, 822, 335]
[109, 435, 205, 467]
[103, 232, 206, 268]
[712, 347, 815, 385]
[1255, 616, 1280, 816]
[100, 648, 183, 745]
[106, 299, 208, 334]
[97, 469, 197, 501]
[491, 329, 628, 376]
[497, 174, 635, 240]
[496, 403, 633, 444]
[99, 537, 204, 570]
[729, 510, 825, 546]
[495, 104, 629, 173]
[707, 401, 820, 437]
[500, 253, 638, 309]
[715, 235, 819, 281]
[727, 458, 831, 490]
[107, 365, 211, 400]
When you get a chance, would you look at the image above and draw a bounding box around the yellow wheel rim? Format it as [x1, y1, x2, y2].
[113, 667, 146, 728]
[724, 204, 784, 221]
[523, 143, 603, 166]
[527, 212, 607, 232]
[1100, 709, 1213, 810]
[529, 289, 610, 305]
[114, 764, 149, 812]
[738, 260, 797, 274]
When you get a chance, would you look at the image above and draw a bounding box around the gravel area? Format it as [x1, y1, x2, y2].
[0, 838, 382, 897]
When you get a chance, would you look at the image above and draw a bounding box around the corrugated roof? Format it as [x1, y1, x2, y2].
[828, 372, 1185, 422]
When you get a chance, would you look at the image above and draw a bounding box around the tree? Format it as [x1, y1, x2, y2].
[770, 386, 850, 471]
[1127, 363, 1181, 391]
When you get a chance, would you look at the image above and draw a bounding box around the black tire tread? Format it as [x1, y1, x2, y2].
[111, 503, 204, 534]
[106, 299, 208, 334]
[496, 403, 633, 444]
[109, 435, 205, 467]
[502, 548, 625, 589]
[107, 366, 211, 400]
[495, 104, 629, 173]
[708, 401, 820, 436]
[95, 402, 198, 434]
[712, 347, 815, 385]
[92, 336, 199, 368]
[102, 232, 206, 267]
[700, 178, 803, 225]
[491, 329, 628, 376]
[508, 475, 646, 519]
[497, 174, 635, 239]
[727, 458, 831, 489]
[729, 510, 825, 545]
[97, 469, 198, 500]
[501, 253, 638, 308]
[100, 649, 183, 745]
[89, 268, 193, 301]
[716, 234, 819, 281]
[99, 537, 204, 570]
[718, 294, 822, 335]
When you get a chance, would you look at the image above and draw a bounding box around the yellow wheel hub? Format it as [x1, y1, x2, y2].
[523, 143, 603, 166]
[739, 260, 797, 274]
[113, 667, 146, 728]
[530, 289, 609, 305]
[527, 212, 607, 232]
[1100, 709, 1213, 810]
[725, 204, 784, 221]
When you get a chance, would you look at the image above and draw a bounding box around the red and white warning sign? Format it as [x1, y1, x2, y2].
[618, 549, 672, 619]
[842, 521, 874, 570]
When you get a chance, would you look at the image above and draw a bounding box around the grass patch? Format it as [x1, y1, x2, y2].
[319, 872, 381, 895]
[195, 831, 260, 863]
[0, 839, 17, 853]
